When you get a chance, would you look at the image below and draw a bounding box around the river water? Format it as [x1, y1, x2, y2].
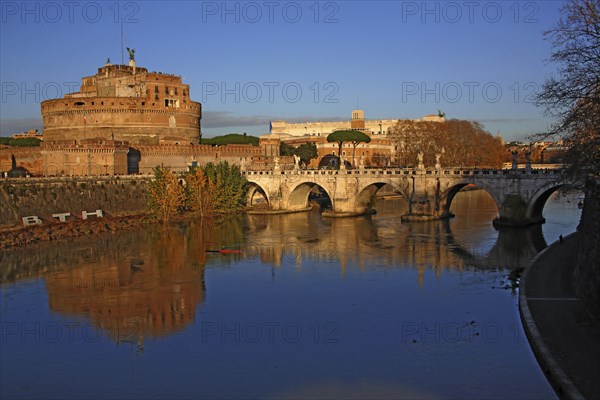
[0, 189, 582, 399]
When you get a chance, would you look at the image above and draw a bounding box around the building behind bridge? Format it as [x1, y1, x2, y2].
[261, 109, 446, 168]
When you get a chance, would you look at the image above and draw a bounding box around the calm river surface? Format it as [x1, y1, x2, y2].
[0, 189, 582, 399]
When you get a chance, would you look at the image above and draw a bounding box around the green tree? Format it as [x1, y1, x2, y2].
[201, 133, 260, 146]
[535, 0, 600, 181]
[202, 161, 248, 213]
[280, 142, 295, 156]
[148, 166, 186, 225]
[0, 137, 42, 147]
[294, 142, 318, 167]
[327, 130, 371, 167]
[278, 142, 318, 167]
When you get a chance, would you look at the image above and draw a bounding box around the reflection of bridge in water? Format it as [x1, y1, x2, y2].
[244, 167, 570, 227]
[243, 203, 550, 287]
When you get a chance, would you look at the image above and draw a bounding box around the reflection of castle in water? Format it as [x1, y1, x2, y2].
[0, 222, 227, 345]
[44, 224, 210, 344]
[45, 256, 204, 344]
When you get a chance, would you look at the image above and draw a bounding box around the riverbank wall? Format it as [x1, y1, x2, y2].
[0, 176, 152, 228]
[574, 175, 600, 320]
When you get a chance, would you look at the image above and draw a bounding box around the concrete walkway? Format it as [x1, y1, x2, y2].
[520, 233, 600, 399]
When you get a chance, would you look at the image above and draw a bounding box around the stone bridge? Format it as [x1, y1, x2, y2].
[242, 166, 571, 227]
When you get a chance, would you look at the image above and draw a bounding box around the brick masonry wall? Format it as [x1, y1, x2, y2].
[0, 147, 44, 175]
[0, 176, 151, 227]
[1, 144, 263, 177]
[574, 176, 600, 320]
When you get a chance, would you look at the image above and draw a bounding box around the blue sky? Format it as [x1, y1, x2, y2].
[1, 1, 564, 140]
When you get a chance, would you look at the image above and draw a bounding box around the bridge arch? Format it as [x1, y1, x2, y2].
[441, 182, 502, 217]
[246, 182, 270, 208]
[287, 182, 333, 211]
[356, 181, 407, 212]
[526, 182, 573, 223]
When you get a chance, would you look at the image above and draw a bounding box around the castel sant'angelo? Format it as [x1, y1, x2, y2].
[41, 51, 202, 145]
[1, 50, 264, 176]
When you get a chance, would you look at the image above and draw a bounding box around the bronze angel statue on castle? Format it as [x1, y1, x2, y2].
[126, 47, 135, 61]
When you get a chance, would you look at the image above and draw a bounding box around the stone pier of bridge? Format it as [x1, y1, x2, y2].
[243, 166, 570, 228]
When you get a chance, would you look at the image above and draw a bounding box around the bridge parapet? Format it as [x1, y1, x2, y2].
[243, 167, 570, 227]
[243, 167, 566, 177]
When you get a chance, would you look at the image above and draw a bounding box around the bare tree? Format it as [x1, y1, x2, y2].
[536, 0, 600, 180]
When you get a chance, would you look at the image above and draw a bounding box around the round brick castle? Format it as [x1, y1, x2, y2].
[41, 60, 202, 145]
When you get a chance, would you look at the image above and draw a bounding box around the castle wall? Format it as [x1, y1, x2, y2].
[42, 98, 201, 144]
[134, 144, 262, 174]
[0, 146, 44, 176]
[1, 143, 263, 177]
[41, 141, 128, 176]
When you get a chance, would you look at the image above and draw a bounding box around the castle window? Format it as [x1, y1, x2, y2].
[155, 95, 159, 100]
[142, 102, 146, 106]
[92, 102, 94, 105]
[165, 99, 179, 108]
[174, 88, 178, 95]
[154, 86, 158, 93]
[74, 101, 85, 106]
[183, 89, 187, 97]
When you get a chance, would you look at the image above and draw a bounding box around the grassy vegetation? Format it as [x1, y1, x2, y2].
[200, 133, 259, 146]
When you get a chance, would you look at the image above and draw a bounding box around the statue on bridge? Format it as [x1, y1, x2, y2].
[417, 152, 424, 170]
[511, 150, 519, 169]
[435, 148, 445, 170]
[525, 149, 532, 171]
[293, 154, 301, 171]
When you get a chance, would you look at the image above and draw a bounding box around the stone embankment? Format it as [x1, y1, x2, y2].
[0, 214, 152, 249]
[0, 176, 151, 228]
[0, 176, 153, 248]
